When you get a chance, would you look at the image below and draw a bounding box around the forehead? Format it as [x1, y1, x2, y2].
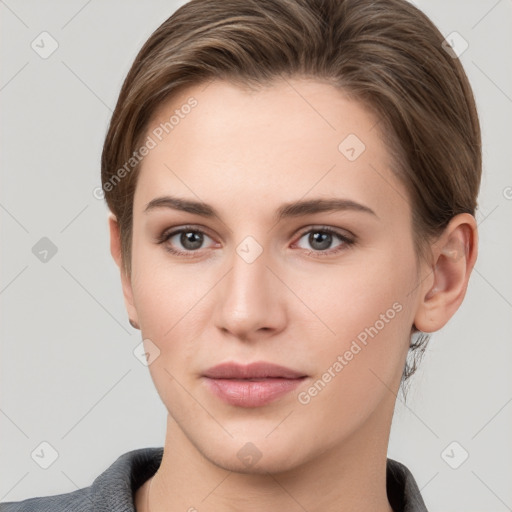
[134, 78, 409, 221]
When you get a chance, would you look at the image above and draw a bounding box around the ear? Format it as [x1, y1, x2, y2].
[414, 213, 478, 333]
[108, 213, 139, 328]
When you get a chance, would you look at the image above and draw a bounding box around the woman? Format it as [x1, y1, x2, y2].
[1, 0, 480, 510]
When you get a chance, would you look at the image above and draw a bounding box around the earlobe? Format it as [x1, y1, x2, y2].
[414, 213, 478, 333]
[108, 213, 139, 328]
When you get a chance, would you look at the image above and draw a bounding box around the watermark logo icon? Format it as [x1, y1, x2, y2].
[32, 237, 58, 263]
[133, 338, 161, 366]
[31, 32, 59, 59]
[441, 441, 469, 469]
[236, 236, 263, 264]
[236, 442, 262, 467]
[31, 441, 59, 469]
[442, 31, 469, 59]
[338, 134, 366, 161]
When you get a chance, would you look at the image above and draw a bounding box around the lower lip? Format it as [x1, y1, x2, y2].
[203, 377, 306, 407]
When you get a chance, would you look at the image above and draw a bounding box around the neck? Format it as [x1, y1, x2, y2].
[136, 400, 396, 512]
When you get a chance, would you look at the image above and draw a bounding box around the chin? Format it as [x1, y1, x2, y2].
[209, 448, 305, 476]
[198, 432, 312, 476]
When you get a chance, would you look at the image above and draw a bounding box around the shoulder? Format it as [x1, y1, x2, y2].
[0, 447, 164, 512]
[0, 488, 90, 512]
[386, 458, 429, 512]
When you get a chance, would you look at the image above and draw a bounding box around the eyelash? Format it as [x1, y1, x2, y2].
[156, 225, 355, 259]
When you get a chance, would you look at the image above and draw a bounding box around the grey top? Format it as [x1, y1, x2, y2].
[0, 447, 428, 511]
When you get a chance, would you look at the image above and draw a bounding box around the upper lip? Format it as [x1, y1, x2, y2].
[203, 361, 306, 379]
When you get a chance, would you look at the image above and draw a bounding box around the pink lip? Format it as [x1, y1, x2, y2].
[202, 362, 307, 408]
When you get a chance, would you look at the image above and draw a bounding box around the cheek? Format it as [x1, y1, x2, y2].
[293, 270, 416, 438]
[131, 265, 205, 348]
[129, 240, 224, 387]
[293, 244, 418, 389]
[130, 232, 203, 331]
[129, 253, 207, 414]
[297, 249, 415, 339]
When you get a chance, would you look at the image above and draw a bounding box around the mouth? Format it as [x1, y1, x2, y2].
[202, 361, 308, 407]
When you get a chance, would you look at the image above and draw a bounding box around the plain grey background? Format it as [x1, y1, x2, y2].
[1, 0, 511, 510]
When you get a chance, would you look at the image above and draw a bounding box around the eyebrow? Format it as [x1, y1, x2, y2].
[144, 195, 378, 221]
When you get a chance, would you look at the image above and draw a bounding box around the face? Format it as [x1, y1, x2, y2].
[118, 78, 424, 473]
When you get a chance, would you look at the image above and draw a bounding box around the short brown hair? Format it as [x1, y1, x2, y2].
[101, 0, 481, 384]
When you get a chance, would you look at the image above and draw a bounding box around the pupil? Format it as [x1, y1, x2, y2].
[310, 231, 331, 250]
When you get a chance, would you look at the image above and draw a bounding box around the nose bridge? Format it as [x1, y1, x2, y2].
[227, 233, 272, 307]
[214, 231, 282, 335]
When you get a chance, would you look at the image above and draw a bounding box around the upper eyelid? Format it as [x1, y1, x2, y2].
[162, 225, 217, 241]
[295, 225, 354, 240]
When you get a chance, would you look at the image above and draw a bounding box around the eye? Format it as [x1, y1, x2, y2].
[156, 224, 355, 259]
[293, 226, 354, 256]
[156, 226, 217, 257]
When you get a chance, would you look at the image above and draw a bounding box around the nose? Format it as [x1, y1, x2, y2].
[213, 238, 287, 341]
